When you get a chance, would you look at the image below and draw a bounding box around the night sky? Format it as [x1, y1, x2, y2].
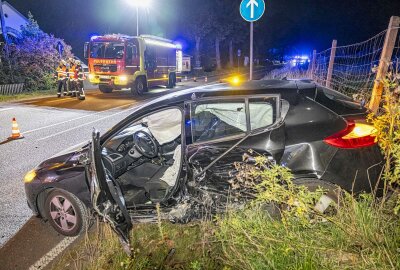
[5, 0, 400, 59]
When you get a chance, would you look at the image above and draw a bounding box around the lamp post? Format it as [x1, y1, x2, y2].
[136, 6, 139, 36]
[125, 0, 151, 36]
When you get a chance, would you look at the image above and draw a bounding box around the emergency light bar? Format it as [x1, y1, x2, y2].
[141, 35, 181, 49]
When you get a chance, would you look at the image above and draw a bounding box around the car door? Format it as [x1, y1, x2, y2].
[88, 130, 132, 254]
[184, 95, 286, 205]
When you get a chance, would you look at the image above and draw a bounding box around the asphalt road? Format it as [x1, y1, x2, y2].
[0, 70, 267, 269]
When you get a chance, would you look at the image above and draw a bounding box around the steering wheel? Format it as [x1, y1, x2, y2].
[133, 130, 158, 158]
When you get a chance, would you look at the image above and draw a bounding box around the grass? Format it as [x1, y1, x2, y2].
[0, 89, 57, 102]
[52, 193, 400, 270]
[216, 194, 400, 270]
[52, 220, 222, 270]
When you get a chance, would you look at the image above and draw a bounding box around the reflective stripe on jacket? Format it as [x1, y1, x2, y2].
[69, 65, 76, 79]
[76, 65, 86, 81]
[56, 66, 68, 80]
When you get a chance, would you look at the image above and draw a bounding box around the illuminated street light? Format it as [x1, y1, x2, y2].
[125, 0, 152, 36]
[126, 0, 151, 8]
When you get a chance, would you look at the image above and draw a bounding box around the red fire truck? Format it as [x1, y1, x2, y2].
[84, 34, 182, 95]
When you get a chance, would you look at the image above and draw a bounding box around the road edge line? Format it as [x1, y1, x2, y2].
[28, 236, 78, 270]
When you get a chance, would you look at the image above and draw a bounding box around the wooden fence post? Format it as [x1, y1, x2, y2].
[326, 40, 337, 88]
[369, 16, 400, 113]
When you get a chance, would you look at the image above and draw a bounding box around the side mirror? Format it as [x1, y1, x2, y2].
[84, 42, 89, 59]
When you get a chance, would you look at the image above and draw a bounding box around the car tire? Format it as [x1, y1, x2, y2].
[44, 189, 89, 236]
[99, 85, 113, 93]
[293, 178, 341, 214]
[132, 77, 147, 96]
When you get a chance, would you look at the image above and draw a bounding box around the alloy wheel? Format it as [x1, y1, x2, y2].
[49, 195, 77, 232]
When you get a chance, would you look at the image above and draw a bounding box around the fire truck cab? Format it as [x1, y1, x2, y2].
[84, 34, 182, 95]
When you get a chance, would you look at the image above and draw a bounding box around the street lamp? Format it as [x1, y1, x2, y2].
[125, 0, 151, 36]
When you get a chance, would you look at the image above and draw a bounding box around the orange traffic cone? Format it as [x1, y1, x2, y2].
[193, 77, 197, 82]
[9, 118, 24, 140]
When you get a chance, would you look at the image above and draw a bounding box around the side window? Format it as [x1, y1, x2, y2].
[145, 47, 157, 70]
[126, 44, 133, 65]
[132, 45, 138, 58]
[249, 97, 278, 130]
[190, 100, 246, 143]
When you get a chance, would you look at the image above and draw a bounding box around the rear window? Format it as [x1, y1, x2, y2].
[249, 97, 277, 130]
[315, 86, 367, 116]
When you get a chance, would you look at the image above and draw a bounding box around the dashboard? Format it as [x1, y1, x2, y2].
[102, 125, 146, 178]
[101, 124, 181, 179]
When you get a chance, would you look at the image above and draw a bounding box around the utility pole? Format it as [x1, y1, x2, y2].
[249, 22, 253, 80]
[369, 16, 400, 114]
[326, 39, 337, 88]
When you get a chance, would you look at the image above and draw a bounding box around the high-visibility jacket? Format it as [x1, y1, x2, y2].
[56, 66, 68, 80]
[74, 65, 86, 81]
[69, 65, 76, 80]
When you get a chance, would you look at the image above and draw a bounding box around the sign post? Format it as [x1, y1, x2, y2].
[57, 41, 64, 58]
[237, 49, 241, 73]
[240, 0, 265, 80]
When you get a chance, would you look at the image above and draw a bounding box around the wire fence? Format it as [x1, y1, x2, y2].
[265, 23, 400, 102]
[313, 31, 386, 100]
[392, 27, 400, 74]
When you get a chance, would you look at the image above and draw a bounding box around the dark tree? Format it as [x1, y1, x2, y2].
[2, 12, 73, 90]
[183, 0, 213, 70]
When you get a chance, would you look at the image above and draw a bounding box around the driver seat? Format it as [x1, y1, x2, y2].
[118, 163, 170, 203]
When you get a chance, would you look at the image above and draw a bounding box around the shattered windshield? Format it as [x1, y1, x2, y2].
[90, 42, 125, 59]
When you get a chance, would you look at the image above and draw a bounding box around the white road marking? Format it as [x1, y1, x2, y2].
[28, 236, 78, 270]
[0, 107, 13, 112]
[37, 106, 134, 141]
[24, 103, 134, 135]
[19, 91, 101, 104]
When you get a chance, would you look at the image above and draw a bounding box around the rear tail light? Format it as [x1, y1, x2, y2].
[324, 120, 377, 149]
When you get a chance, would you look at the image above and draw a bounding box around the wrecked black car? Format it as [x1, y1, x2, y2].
[24, 80, 383, 250]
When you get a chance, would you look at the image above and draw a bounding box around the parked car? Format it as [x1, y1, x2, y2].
[24, 79, 383, 252]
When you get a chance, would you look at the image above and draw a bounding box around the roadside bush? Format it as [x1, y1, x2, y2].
[368, 70, 400, 211]
[1, 12, 73, 91]
[215, 155, 400, 270]
[216, 194, 400, 270]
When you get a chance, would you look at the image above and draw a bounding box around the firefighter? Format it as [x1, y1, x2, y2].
[67, 58, 76, 97]
[74, 59, 86, 100]
[55, 60, 68, 98]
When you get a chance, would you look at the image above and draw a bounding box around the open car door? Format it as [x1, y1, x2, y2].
[89, 130, 132, 254]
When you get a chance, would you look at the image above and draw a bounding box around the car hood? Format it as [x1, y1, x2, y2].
[37, 142, 90, 170]
[50, 141, 90, 158]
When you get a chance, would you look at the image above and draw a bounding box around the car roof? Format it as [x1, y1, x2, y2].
[143, 79, 309, 109]
[136, 79, 365, 117]
[103, 79, 363, 143]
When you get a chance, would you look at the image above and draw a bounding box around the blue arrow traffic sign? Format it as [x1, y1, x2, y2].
[240, 0, 265, 22]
